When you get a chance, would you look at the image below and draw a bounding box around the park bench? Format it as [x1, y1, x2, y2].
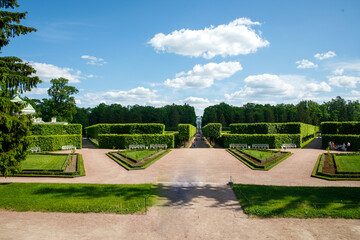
[29, 147, 41, 153]
[62, 145, 76, 150]
[281, 144, 297, 149]
[229, 144, 247, 149]
[252, 144, 269, 149]
[149, 144, 167, 149]
[129, 144, 146, 150]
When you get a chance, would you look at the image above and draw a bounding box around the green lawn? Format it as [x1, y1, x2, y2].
[241, 149, 281, 162]
[22, 154, 68, 170]
[335, 155, 360, 173]
[232, 184, 360, 218]
[0, 183, 155, 214]
[121, 149, 159, 162]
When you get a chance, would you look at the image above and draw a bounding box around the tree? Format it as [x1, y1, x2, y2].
[0, 0, 39, 176]
[40, 78, 79, 122]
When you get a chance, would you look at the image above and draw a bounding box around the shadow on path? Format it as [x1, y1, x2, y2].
[303, 136, 322, 149]
[82, 138, 98, 149]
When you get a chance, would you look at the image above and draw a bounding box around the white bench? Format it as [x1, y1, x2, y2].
[29, 147, 41, 153]
[149, 144, 167, 149]
[281, 144, 297, 149]
[252, 144, 269, 149]
[229, 144, 247, 149]
[62, 145, 76, 150]
[129, 144, 146, 150]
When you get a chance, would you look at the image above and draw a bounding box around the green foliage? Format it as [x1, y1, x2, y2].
[86, 123, 165, 139]
[321, 121, 360, 134]
[322, 134, 360, 150]
[30, 123, 82, 135]
[232, 184, 360, 218]
[38, 78, 79, 122]
[98, 133, 175, 149]
[27, 134, 82, 151]
[222, 133, 301, 149]
[177, 124, 196, 141]
[202, 123, 222, 138]
[0, 182, 154, 214]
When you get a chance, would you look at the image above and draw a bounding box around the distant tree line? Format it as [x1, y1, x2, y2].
[202, 97, 360, 127]
[72, 103, 197, 132]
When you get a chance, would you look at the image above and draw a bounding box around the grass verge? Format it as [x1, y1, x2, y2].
[232, 184, 360, 218]
[22, 154, 68, 171]
[0, 183, 155, 214]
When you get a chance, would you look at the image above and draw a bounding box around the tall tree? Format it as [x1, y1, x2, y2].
[39, 78, 78, 122]
[0, 0, 39, 176]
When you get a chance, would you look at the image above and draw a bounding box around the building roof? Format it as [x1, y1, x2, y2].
[10, 95, 36, 115]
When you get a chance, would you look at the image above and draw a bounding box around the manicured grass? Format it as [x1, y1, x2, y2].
[241, 149, 281, 162]
[0, 183, 154, 214]
[22, 154, 68, 170]
[335, 155, 360, 173]
[232, 184, 360, 218]
[121, 149, 159, 162]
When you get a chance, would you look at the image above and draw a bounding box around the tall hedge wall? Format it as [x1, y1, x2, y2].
[322, 134, 360, 150]
[321, 122, 360, 134]
[27, 135, 82, 151]
[98, 133, 176, 149]
[202, 123, 222, 138]
[86, 123, 165, 139]
[30, 124, 82, 135]
[178, 124, 196, 141]
[222, 133, 301, 149]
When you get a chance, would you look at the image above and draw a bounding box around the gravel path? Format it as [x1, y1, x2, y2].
[1, 140, 360, 239]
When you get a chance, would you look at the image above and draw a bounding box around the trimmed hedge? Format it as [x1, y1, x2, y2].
[178, 124, 196, 141]
[202, 123, 222, 138]
[321, 121, 360, 135]
[27, 135, 82, 151]
[86, 123, 165, 139]
[98, 133, 176, 149]
[30, 124, 82, 135]
[222, 133, 301, 149]
[322, 134, 360, 151]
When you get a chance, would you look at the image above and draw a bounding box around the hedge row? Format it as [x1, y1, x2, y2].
[86, 123, 165, 139]
[30, 124, 82, 135]
[27, 135, 82, 151]
[222, 133, 301, 149]
[178, 124, 196, 141]
[321, 134, 360, 151]
[98, 133, 176, 149]
[230, 122, 318, 138]
[321, 121, 360, 134]
[202, 123, 222, 138]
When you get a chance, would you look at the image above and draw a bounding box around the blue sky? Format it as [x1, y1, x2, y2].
[4, 0, 360, 115]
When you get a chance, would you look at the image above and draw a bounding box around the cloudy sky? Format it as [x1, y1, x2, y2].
[4, 0, 360, 115]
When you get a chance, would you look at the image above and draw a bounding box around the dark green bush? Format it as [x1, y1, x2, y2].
[27, 135, 82, 151]
[30, 124, 82, 135]
[202, 123, 222, 138]
[222, 133, 301, 149]
[321, 122, 360, 134]
[98, 133, 175, 149]
[178, 124, 196, 141]
[321, 134, 360, 150]
[86, 123, 165, 138]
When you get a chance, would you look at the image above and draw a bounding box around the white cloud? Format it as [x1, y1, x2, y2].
[296, 59, 318, 69]
[149, 18, 269, 59]
[24, 87, 49, 95]
[333, 68, 344, 75]
[351, 90, 360, 96]
[328, 75, 360, 88]
[164, 61, 242, 89]
[178, 97, 212, 116]
[81, 55, 107, 66]
[30, 61, 84, 83]
[225, 74, 331, 101]
[314, 51, 336, 60]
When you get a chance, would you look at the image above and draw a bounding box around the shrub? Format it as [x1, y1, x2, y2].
[322, 134, 360, 150]
[86, 123, 165, 138]
[30, 124, 82, 135]
[178, 124, 196, 141]
[27, 135, 82, 151]
[202, 123, 222, 138]
[321, 121, 360, 135]
[98, 133, 175, 149]
[222, 133, 301, 149]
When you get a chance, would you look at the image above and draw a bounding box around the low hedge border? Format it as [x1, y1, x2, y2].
[311, 153, 360, 181]
[107, 149, 171, 170]
[227, 148, 292, 170]
[3, 153, 85, 178]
